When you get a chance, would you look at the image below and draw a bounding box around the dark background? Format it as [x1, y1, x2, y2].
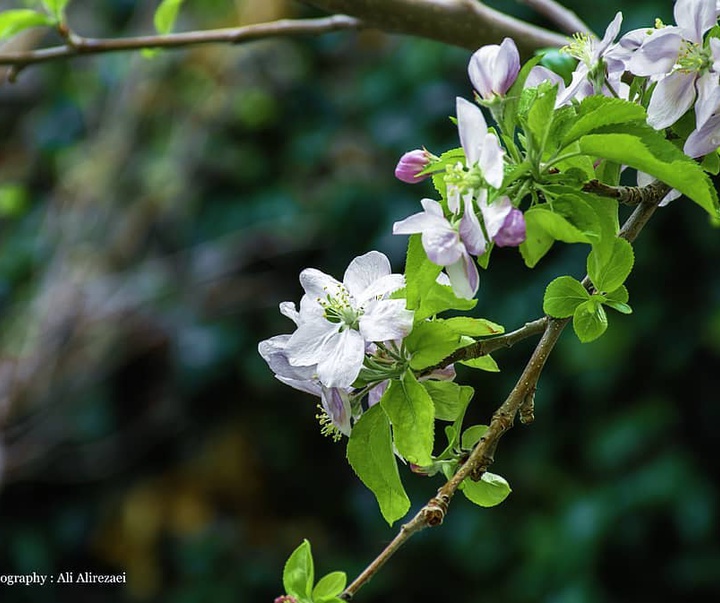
[0, 1, 718, 601]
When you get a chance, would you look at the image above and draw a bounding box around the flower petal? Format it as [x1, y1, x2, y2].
[259, 334, 317, 382]
[445, 253, 479, 299]
[626, 29, 682, 77]
[316, 329, 366, 388]
[422, 226, 464, 266]
[343, 251, 391, 298]
[456, 97, 488, 166]
[478, 132, 505, 189]
[479, 193, 513, 240]
[684, 113, 720, 158]
[675, 0, 718, 44]
[299, 268, 343, 301]
[286, 319, 338, 367]
[321, 386, 352, 436]
[647, 71, 697, 129]
[359, 299, 414, 341]
[458, 194, 487, 256]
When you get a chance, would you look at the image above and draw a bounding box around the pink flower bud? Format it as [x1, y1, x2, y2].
[274, 596, 297, 603]
[468, 38, 520, 99]
[493, 208, 526, 247]
[394, 149, 432, 183]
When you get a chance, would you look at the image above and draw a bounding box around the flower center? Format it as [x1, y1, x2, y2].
[319, 286, 362, 330]
[315, 404, 343, 442]
[562, 32, 596, 67]
[676, 40, 711, 73]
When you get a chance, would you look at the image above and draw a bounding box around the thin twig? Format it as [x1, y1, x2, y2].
[515, 0, 594, 36]
[341, 182, 668, 600]
[0, 15, 363, 68]
[584, 179, 672, 206]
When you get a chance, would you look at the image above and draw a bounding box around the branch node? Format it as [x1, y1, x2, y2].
[422, 494, 449, 526]
[519, 385, 536, 425]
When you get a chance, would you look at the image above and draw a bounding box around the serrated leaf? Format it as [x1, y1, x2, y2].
[405, 320, 462, 370]
[572, 298, 608, 342]
[380, 372, 434, 466]
[562, 96, 646, 145]
[459, 355, 500, 372]
[154, 0, 184, 35]
[543, 276, 590, 318]
[577, 125, 719, 218]
[461, 424, 488, 450]
[416, 279, 477, 320]
[347, 405, 410, 525]
[283, 540, 314, 599]
[526, 82, 558, 153]
[587, 238, 634, 292]
[524, 207, 592, 243]
[439, 316, 504, 337]
[461, 472, 511, 507]
[313, 572, 347, 601]
[422, 381, 473, 422]
[0, 9, 54, 40]
[519, 209, 555, 267]
[604, 286, 632, 314]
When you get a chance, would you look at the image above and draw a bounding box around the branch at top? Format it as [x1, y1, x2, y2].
[302, 0, 569, 56]
[0, 15, 363, 71]
[515, 0, 594, 36]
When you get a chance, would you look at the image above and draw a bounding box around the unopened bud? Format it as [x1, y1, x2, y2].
[274, 596, 298, 603]
[493, 208, 526, 247]
[394, 149, 432, 183]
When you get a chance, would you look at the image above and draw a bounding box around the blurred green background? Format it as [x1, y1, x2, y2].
[0, 1, 718, 602]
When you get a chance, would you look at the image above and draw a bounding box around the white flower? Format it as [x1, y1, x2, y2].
[456, 97, 505, 189]
[284, 251, 414, 388]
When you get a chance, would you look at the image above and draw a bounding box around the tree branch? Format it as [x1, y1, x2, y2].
[515, 0, 594, 36]
[0, 15, 363, 70]
[341, 188, 666, 601]
[583, 179, 672, 206]
[302, 0, 569, 57]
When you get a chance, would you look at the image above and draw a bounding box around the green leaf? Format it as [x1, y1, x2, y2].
[405, 320, 462, 371]
[543, 275, 590, 318]
[41, 0, 69, 19]
[404, 234, 442, 312]
[523, 207, 592, 244]
[347, 405, 410, 525]
[577, 125, 719, 218]
[461, 424, 488, 450]
[519, 209, 555, 267]
[587, 237, 634, 292]
[416, 279, 477, 320]
[380, 372, 434, 466]
[572, 298, 608, 342]
[604, 285, 632, 314]
[283, 540, 314, 599]
[459, 355, 500, 372]
[439, 316, 504, 337]
[562, 96, 646, 146]
[422, 381, 473, 422]
[154, 0, 185, 35]
[526, 82, 558, 153]
[313, 572, 347, 602]
[461, 472, 511, 507]
[0, 9, 54, 40]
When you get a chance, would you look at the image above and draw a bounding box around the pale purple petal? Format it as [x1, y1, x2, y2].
[286, 318, 338, 367]
[596, 12, 623, 57]
[420, 364, 456, 382]
[457, 97, 488, 166]
[445, 253, 479, 300]
[316, 329, 366, 387]
[468, 38, 519, 98]
[359, 299, 414, 341]
[493, 208, 526, 247]
[343, 251, 391, 298]
[422, 227, 464, 266]
[647, 71, 697, 129]
[684, 113, 720, 157]
[478, 132, 505, 189]
[675, 0, 718, 44]
[393, 199, 446, 235]
[259, 335, 317, 382]
[395, 149, 431, 183]
[368, 381, 389, 407]
[626, 29, 683, 77]
[479, 193, 513, 240]
[555, 67, 591, 106]
[458, 194, 487, 256]
[276, 375, 323, 397]
[299, 268, 343, 301]
[695, 71, 720, 129]
[525, 65, 564, 90]
[320, 386, 352, 436]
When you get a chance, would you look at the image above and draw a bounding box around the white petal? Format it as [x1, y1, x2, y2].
[279, 301, 300, 325]
[647, 72, 697, 129]
[458, 194, 487, 256]
[316, 329, 365, 388]
[321, 386, 352, 436]
[286, 319, 338, 367]
[626, 29, 682, 76]
[480, 194, 513, 240]
[478, 133, 505, 189]
[277, 375, 322, 397]
[360, 299, 414, 341]
[259, 335, 316, 381]
[357, 274, 405, 304]
[596, 12, 623, 57]
[299, 268, 343, 301]
[675, 0, 717, 43]
[456, 97, 488, 166]
[393, 208, 447, 235]
[343, 251, 391, 297]
[445, 253, 479, 299]
[695, 71, 720, 129]
[684, 113, 720, 157]
[422, 227, 464, 266]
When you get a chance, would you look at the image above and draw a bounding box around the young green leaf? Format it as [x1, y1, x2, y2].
[422, 381, 474, 422]
[572, 298, 608, 342]
[0, 9, 54, 40]
[604, 285, 632, 314]
[523, 207, 592, 244]
[519, 209, 555, 267]
[587, 237, 634, 292]
[459, 355, 500, 372]
[543, 276, 590, 318]
[405, 320, 462, 370]
[439, 316, 504, 337]
[526, 82, 558, 154]
[283, 540, 314, 600]
[41, 0, 69, 20]
[312, 571, 347, 602]
[346, 405, 410, 525]
[154, 0, 185, 35]
[404, 234, 442, 312]
[415, 279, 477, 320]
[380, 372, 434, 466]
[461, 424, 488, 450]
[461, 472, 511, 507]
[561, 96, 646, 146]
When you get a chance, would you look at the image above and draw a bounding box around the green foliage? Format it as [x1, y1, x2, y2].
[41, 0, 69, 19]
[543, 276, 590, 318]
[460, 424, 488, 450]
[379, 371, 434, 467]
[347, 405, 410, 525]
[439, 316, 504, 337]
[154, 0, 185, 35]
[0, 9, 54, 40]
[572, 298, 608, 343]
[312, 572, 347, 603]
[461, 472, 511, 507]
[422, 380, 474, 422]
[459, 354, 500, 372]
[587, 238, 634, 293]
[405, 320, 462, 370]
[283, 540, 314, 601]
